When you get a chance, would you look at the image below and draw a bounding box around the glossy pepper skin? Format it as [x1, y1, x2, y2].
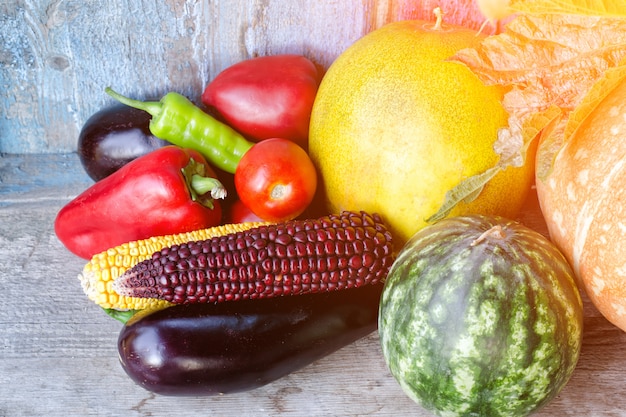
[201, 54, 321, 149]
[105, 87, 254, 174]
[54, 146, 225, 259]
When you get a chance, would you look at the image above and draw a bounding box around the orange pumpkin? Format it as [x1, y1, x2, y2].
[536, 79, 626, 332]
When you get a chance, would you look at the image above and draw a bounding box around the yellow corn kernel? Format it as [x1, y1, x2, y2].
[78, 221, 269, 311]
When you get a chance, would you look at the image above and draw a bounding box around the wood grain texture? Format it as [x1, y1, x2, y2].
[2, 153, 626, 416]
[0, 0, 439, 154]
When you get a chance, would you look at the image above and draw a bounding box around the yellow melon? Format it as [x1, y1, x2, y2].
[309, 18, 535, 246]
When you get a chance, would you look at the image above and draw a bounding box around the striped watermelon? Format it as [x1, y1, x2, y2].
[379, 215, 583, 417]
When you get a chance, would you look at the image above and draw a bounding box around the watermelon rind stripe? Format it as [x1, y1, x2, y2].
[379, 215, 583, 417]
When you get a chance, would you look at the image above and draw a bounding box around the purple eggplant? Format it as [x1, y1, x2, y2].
[118, 283, 382, 396]
[78, 104, 169, 181]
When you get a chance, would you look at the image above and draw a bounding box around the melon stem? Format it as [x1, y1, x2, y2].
[471, 225, 506, 246]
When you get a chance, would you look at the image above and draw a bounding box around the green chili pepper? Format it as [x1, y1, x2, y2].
[105, 87, 254, 174]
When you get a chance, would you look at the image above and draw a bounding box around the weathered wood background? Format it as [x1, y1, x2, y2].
[0, 0, 489, 154]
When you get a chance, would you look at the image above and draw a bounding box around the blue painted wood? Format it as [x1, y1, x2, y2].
[0, 0, 395, 154]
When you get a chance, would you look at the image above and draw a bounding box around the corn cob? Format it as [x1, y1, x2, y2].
[79, 221, 269, 310]
[112, 211, 395, 305]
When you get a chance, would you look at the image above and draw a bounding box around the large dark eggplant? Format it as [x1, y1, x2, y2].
[118, 283, 383, 396]
[78, 104, 169, 181]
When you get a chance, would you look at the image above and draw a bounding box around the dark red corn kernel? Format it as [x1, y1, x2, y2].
[312, 241, 323, 256]
[176, 260, 190, 271]
[158, 275, 169, 287]
[266, 243, 276, 258]
[113, 211, 395, 304]
[276, 244, 289, 258]
[293, 230, 307, 243]
[352, 240, 364, 254]
[177, 246, 191, 259]
[326, 256, 338, 271]
[311, 272, 322, 284]
[224, 252, 234, 268]
[169, 273, 180, 287]
[362, 253, 375, 268]
[316, 258, 327, 273]
[252, 238, 266, 250]
[180, 273, 190, 285]
[274, 233, 292, 246]
[163, 262, 177, 274]
[166, 252, 179, 263]
[188, 257, 200, 269]
[323, 240, 335, 255]
[186, 284, 196, 296]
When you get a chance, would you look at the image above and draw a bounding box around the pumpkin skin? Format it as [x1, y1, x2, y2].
[536, 79, 626, 332]
[379, 215, 583, 417]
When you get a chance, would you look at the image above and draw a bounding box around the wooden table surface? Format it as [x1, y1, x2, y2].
[2, 152, 626, 417]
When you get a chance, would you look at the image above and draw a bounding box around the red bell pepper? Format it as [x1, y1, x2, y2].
[201, 54, 321, 149]
[55, 146, 225, 259]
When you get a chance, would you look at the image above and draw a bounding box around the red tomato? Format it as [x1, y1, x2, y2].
[228, 199, 265, 224]
[234, 138, 317, 222]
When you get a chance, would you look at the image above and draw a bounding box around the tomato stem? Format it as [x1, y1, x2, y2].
[270, 184, 288, 200]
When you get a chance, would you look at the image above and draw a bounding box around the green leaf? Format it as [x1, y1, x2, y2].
[427, 166, 501, 223]
[102, 308, 138, 324]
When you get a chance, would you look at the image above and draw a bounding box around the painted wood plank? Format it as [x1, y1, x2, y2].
[1, 0, 423, 154]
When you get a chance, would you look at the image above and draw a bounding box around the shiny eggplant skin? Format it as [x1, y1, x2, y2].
[118, 283, 383, 396]
[78, 104, 169, 181]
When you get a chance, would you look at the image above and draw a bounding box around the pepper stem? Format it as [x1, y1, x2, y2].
[181, 158, 226, 210]
[105, 87, 163, 118]
[191, 174, 227, 200]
